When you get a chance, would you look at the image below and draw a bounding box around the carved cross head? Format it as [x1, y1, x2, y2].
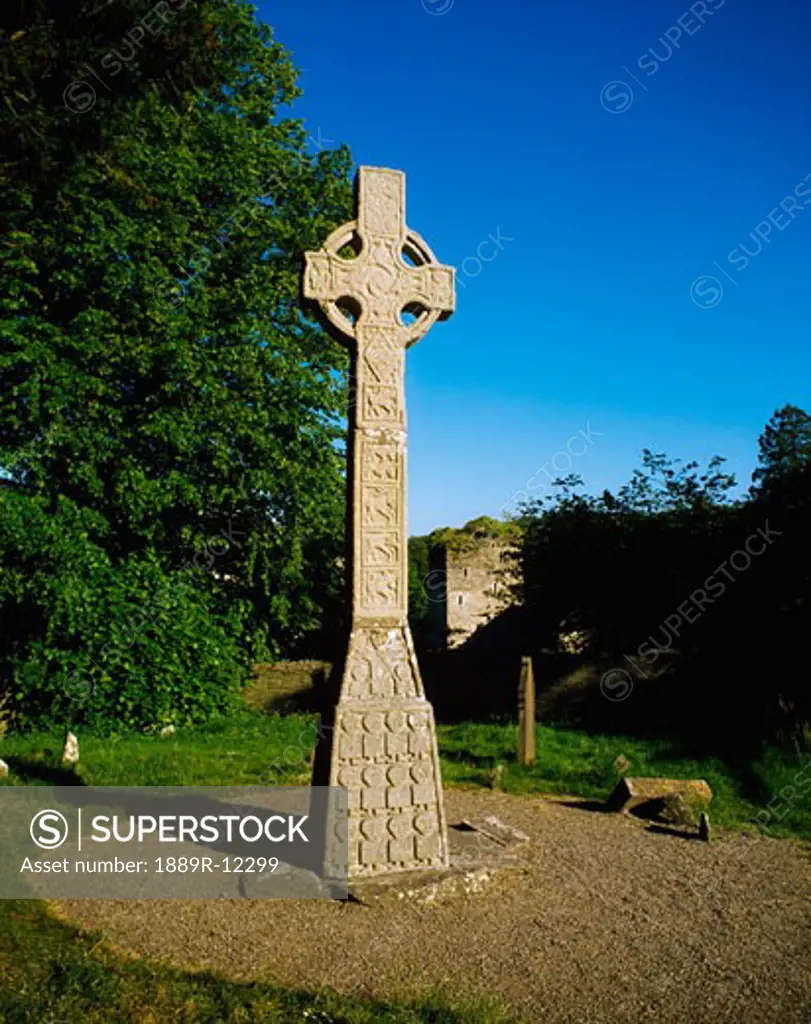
[303, 167, 455, 349]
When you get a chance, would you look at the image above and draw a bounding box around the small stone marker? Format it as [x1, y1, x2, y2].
[489, 763, 506, 790]
[699, 811, 711, 842]
[61, 731, 79, 765]
[303, 166, 455, 878]
[518, 655, 536, 766]
[0, 759, 8, 779]
[609, 776, 712, 824]
[613, 753, 630, 776]
[160, 724, 176, 737]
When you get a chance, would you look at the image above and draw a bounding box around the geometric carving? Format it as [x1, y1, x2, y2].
[363, 332, 402, 385]
[344, 628, 418, 701]
[303, 167, 455, 877]
[326, 623, 449, 875]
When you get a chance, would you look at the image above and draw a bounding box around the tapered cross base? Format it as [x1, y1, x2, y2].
[319, 625, 448, 878]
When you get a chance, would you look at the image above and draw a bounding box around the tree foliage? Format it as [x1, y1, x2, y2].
[0, 490, 247, 731]
[518, 451, 740, 657]
[513, 418, 811, 750]
[426, 515, 521, 554]
[1, 1, 354, 727]
[751, 404, 811, 502]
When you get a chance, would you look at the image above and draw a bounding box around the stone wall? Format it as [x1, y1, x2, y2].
[432, 538, 518, 648]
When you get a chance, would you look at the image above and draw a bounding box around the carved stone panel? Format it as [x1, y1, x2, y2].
[341, 628, 418, 702]
[364, 532, 398, 565]
[327, 631, 449, 876]
[328, 624, 449, 877]
[361, 486, 398, 528]
[362, 329, 403, 385]
[361, 442, 400, 484]
[363, 385, 399, 422]
[359, 168, 404, 240]
[361, 568, 400, 614]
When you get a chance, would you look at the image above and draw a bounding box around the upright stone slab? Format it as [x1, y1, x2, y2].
[303, 167, 455, 877]
[518, 656, 536, 766]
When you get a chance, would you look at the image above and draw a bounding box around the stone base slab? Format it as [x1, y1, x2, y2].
[347, 814, 530, 907]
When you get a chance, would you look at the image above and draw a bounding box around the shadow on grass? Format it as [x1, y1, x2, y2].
[421, 606, 807, 816]
[0, 899, 514, 1024]
[5, 757, 86, 787]
[441, 749, 510, 770]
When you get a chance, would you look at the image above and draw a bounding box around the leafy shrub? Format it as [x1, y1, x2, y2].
[0, 492, 249, 732]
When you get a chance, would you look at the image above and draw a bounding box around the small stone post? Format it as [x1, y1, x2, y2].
[518, 656, 536, 766]
[61, 731, 79, 766]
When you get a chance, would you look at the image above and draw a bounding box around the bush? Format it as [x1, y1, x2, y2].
[0, 492, 249, 732]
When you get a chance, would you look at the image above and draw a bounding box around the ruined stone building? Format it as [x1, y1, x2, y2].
[427, 535, 519, 648]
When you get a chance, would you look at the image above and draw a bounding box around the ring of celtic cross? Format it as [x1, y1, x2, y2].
[306, 220, 450, 348]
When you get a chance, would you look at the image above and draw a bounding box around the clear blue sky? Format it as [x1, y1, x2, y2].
[258, 0, 811, 536]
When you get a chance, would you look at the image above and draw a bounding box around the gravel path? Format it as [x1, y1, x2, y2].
[57, 790, 811, 1023]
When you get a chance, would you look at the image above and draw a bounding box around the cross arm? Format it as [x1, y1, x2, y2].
[303, 250, 355, 303]
[402, 263, 455, 319]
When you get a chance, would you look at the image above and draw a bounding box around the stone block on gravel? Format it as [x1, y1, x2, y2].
[608, 777, 712, 824]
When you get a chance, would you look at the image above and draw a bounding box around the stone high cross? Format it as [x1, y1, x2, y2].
[303, 167, 454, 877]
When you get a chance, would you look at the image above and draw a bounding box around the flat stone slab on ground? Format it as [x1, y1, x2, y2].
[458, 814, 530, 847]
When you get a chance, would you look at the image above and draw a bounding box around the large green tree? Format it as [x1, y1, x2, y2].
[0, 1, 353, 727]
[750, 404, 811, 500]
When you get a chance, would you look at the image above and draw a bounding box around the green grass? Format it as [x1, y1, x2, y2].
[438, 720, 811, 838]
[3, 710, 810, 836]
[0, 899, 515, 1024]
[0, 711, 317, 787]
[1, 710, 809, 1021]
[1, 708, 520, 1020]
